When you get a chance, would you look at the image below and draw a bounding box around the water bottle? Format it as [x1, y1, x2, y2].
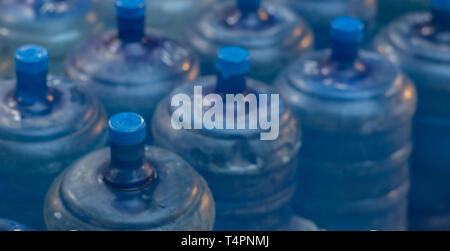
[0, 45, 108, 229]
[375, 0, 450, 230]
[45, 112, 215, 230]
[276, 17, 417, 230]
[186, 0, 314, 84]
[0, 218, 28, 231]
[153, 46, 318, 231]
[66, 0, 199, 143]
[0, 0, 102, 77]
[275, 0, 377, 49]
[92, 0, 217, 42]
[377, 0, 428, 26]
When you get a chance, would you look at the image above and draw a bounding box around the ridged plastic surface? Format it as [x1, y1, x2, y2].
[0, 75, 108, 229]
[276, 48, 417, 230]
[186, 0, 313, 83]
[0, 0, 102, 76]
[375, 10, 450, 230]
[44, 147, 215, 231]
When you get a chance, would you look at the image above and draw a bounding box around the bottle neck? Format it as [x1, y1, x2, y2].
[237, 0, 261, 14]
[432, 9, 450, 31]
[216, 72, 247, 95]
[15, 70, 50, 107]
[331, 40, 360, 66]
[117, 17, 145, 42]
[105, 140, 155, 191]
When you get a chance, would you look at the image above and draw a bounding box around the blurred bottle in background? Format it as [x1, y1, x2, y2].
[377, 0, 428, 26]
[66, 0, 199, 143]
[45, 112, 215, 230]
[0, 218, 29, 231]
[0, 45, 107, 229]
[375, 0, 450, 231]
[187, 0, 314, 84]
[275, 0, 377, 49]
[276, 17, 417, 230]
[153, 46, 318, 231]
[92, 0, 216, 42]
[0, 0, 103, 77]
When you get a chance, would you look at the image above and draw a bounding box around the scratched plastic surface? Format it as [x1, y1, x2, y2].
[92, 0, 217, 42]
[276, 17, 417, 230]
[375, 0, 450, 230]
[0, 0, 102, 76]
[153, 47, 318, 231]
[0, 46, 108, 230]
[0, 218, 28, 231]
[187, 0, 314, 84]
[45, 113, 215, 231]
[66, 0, 199, 142]
[275, 0, 377, 49]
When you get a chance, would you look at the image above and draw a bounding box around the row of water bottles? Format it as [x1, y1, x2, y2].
[0, 0, 447, 231]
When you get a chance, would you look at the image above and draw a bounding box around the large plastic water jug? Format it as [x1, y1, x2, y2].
[153, 46, 318, 231]
[44, 112, 215, 230]
[65, 0, 199, 142]
[276, 17, 417, 230]
[0, 0, 102, 76]
[375, 0, 450, 230]
[187, 0, 314, 83]
[0, 45, 107, 229]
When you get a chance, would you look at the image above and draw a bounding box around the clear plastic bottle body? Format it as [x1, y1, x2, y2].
[92, 0, 217, 42]
[275, 0, 377, 49]
[275, 48, 417, 230]
[152, 76, 317, 231]
[186, 0, 314, 84]
[375, 9, 450, 230]
[0, 75, 108, 230]
[44, 146, 215, 231]
[0, 0, 103, 77]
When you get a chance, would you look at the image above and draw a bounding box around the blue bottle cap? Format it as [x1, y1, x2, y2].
[15, 45, 49, 74]
[330, 16, 364, 43]
[432, 0, 450, 11]
[216, 46, 250, 78]
[108, 112, 146, 146]
[115, 0, 146, 19]
[237, 0, 261, 12]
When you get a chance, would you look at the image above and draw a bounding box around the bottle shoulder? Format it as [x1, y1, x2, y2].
[275, 50, 417, 132]
[66, 29, 199, 87]
[188, 1, 313, 50]
[46, 146, 214, 230]
[0, 75, 107, 142]
[375, 12, 450, 64]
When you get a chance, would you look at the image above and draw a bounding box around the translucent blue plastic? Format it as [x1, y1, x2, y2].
[186, 0, 314, 84]
[0, 218, 28, 231]
[0, 0, 102, 76]
[375, 3, 450, 230]
[0, 46, 108, 230]
[92, 0, 217, 42]
[276, 17, 417, 230]
[66, 0, 199, 143]
[45, 113, 215, 231]
[275, 0, 377, 49]
[152, 47, 318, 231]
[377, 0, 428, 26]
